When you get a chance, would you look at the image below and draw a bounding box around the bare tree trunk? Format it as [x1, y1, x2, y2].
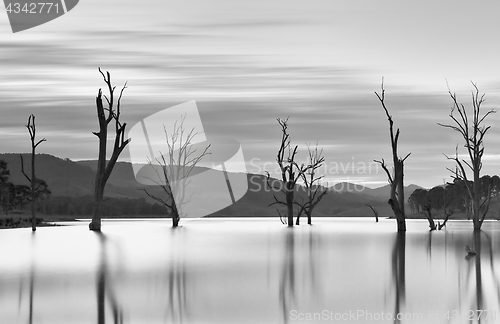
[92, 186, 104, 231]
[286, 184, 294, 227]
[89, 68, 131, 232]
[374, 81, 410, 232]
[300, 144, 327, 226]
[171, 202, 180, 227]
[439, 83, 495, 231]
[22, 115, 46, 232]
[90, 101, 108, 232]
[396, 161, 406, 232]
[438, 209, 453, 230]
[306, 210, 312, 225]
[366, 204, 379, 222]
[30, 143, 36, 231]
[295, 202, 308, 225]
[473, 167, 481, 231]
[424, 209, 436, 231]
[266, 118, 309, 227]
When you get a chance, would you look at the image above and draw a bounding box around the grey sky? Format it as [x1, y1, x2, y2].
[1, 0, 500, 188]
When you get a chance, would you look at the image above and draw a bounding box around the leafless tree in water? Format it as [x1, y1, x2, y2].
[374, 80, 410, 232]
[438, 82, 495, 231]
[89, 68, 131, 232]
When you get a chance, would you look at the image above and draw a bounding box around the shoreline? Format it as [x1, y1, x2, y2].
[0, 212, 496, 229]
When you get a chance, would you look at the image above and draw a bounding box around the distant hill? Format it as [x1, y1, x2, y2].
[0, 153, 423, 217]
[0, 153, 148, 199]
[209, 175, 394, 217]
[330, 182, 423, 199]
[361, 183, 423, 201]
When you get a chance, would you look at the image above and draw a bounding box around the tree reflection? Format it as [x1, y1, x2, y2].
[391, 232, 406, 324]
[307, 228, 320, 295]
[461, 230, 500, 324]
[278, 228, 321, 324]
[279, 229, 295, 323]
[28, 232, 35, 324]
[473, 231, 483, 320]
[463, 231, 484, 323]
[164, 227, 188, 323]
[18, 232, 37, 323]
[95, 233, 123, 324]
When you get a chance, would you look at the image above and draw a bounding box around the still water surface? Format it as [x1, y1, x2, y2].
[0, 218, 499, 324]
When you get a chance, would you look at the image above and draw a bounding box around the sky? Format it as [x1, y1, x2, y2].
[1, 0, 500, 189]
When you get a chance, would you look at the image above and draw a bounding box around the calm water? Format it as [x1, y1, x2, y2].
[1, 218, 499, 324]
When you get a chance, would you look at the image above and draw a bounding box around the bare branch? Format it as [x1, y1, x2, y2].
[374, 159, 393, 184]
[374, 79, 408, 231]
[439, 82, 494, 230]
[19, 154, 31, 183]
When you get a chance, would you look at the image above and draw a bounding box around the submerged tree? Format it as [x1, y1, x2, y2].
[266, 118, 309, 227]
[295, 144, 327, 225]
[438, 82, 495, 231]
[365, 204, 379, 222]
[89, 68, 131, 232]
[142, 115, 210, 227]
[409, 188, 437, 231]
[19, 115, 46, 231]
[374, 81, 410, 232]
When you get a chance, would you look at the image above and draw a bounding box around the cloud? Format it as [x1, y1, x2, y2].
[2, 0, 500, 189]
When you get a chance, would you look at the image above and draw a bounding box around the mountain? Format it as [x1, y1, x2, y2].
[209, 175, 390, 217]
[331, 182, 377, 196]
[330, 182, 423, 200]
[0, 153, 148, 199]
[0, 153, 420, 217]
[362, 183, 424, 200]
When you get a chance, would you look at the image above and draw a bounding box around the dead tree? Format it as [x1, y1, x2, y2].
[438, 209, 453, 230]
[142, 115, 210, 227]
[421, 199, 437, 231]
[89, 68, 131, 232]
[374, 80, 410, 232]
[20, 115, 46, 232]
[438, 82, 495, 231]
[266, 118, 308, 227]
[296, 144, 327, 225]
[365, 204, 379, 222]
[410, 188, 437, 230]
[438, 182, 454, 230]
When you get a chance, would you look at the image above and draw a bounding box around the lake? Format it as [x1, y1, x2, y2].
[0, 217, 499, 324]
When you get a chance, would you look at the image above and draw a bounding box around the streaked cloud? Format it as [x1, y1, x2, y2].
[1, 0, 500, 189]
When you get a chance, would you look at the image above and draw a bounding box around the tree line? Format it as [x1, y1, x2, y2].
[408, 176, 500, 230]
[0, 160, 165, 217]
[0, 160, 50, 215]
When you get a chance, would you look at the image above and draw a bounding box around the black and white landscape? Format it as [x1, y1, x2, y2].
[2, 1, 500, 323]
